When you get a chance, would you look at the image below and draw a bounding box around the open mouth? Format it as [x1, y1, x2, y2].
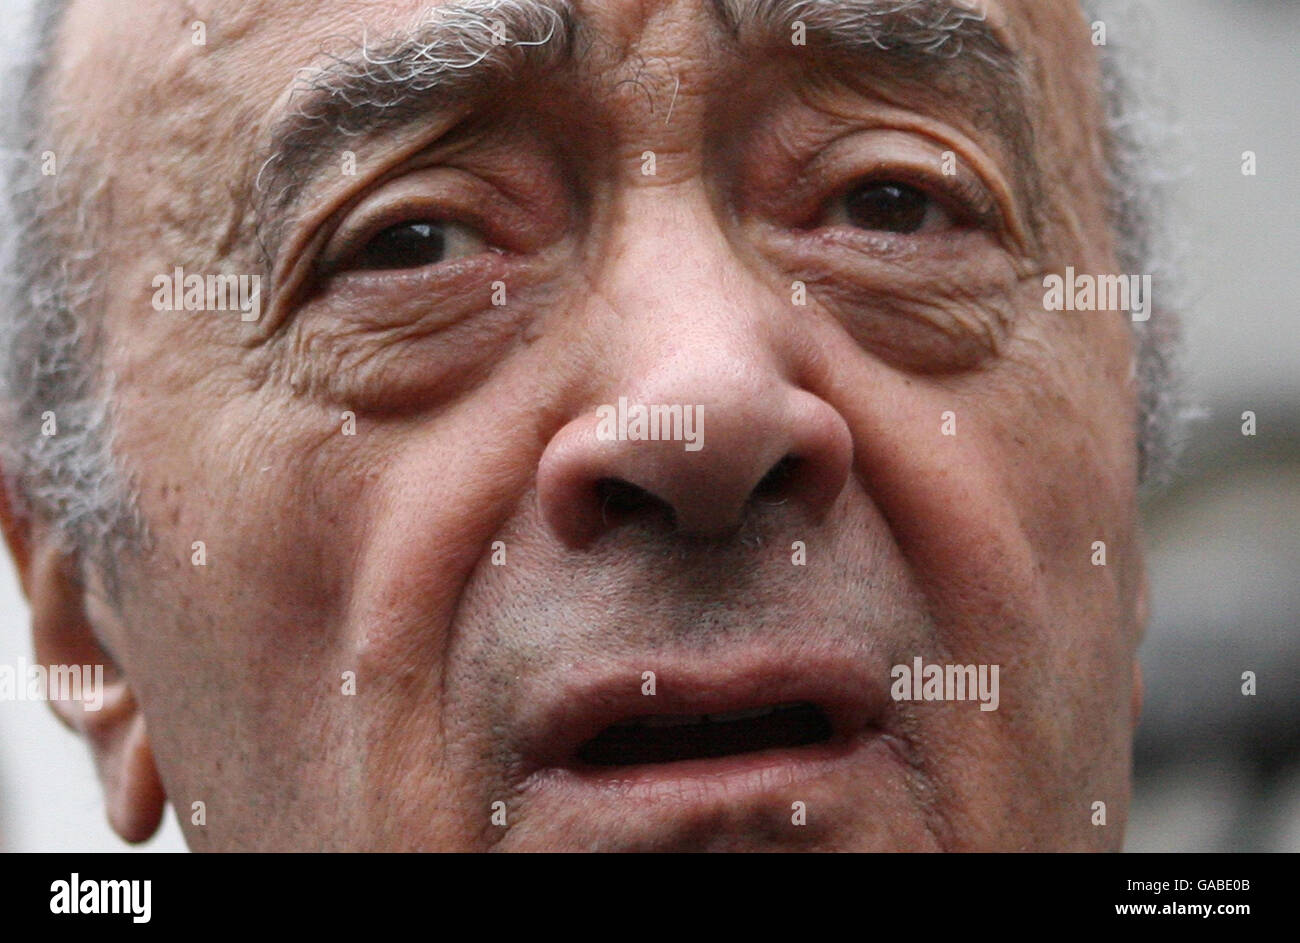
[510, 657, 907, 840]
[575, 701, 834, 767]
[514, 657, 893, 799]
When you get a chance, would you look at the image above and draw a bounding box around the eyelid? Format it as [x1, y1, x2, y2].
[777, 125, 1014, 237]
[312, 161, 525, 276]
[320, 198, 488, 276]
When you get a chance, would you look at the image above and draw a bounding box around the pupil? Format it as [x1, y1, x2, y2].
[844, 183, 929, 234]
[358, 221, 446, 270]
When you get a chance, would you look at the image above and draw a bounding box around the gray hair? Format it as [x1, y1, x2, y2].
[0, 0, 146, 585]
[0, 0, 1186, 573]
[1082, 0, 1188, 489]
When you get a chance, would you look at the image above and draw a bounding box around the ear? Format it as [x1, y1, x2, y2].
[1, 480, 166, 843]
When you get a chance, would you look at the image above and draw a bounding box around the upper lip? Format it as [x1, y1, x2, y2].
[512, 650, 893, 773]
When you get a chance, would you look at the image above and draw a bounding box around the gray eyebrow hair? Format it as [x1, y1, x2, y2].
[714, 0, 1039, 233]
[255, 0, 1036, 266]
[713, 0, 1016, 67]
[255, 0, 576, 239]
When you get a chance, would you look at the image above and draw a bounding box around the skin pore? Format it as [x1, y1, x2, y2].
[1, 0, 1145, 850]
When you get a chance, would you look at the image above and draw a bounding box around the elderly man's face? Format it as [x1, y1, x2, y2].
[17, 0, 1144, 850]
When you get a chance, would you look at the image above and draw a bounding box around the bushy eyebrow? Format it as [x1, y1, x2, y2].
[715, 0, 1038, 207]
[255, 0, 576, 229]
[254, 0, 1036, 263]
[715, 0, 1013, 56]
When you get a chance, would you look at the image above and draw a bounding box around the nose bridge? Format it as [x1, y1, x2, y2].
[592, 180, 773, 373]
[589, 178, 793, 468]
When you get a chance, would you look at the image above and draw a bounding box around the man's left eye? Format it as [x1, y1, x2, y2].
[347, 219, 488, 272]
[820, 181, 952, 234]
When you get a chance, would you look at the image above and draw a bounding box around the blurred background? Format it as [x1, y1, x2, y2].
[0, 0, 1296, 852]
[1120, 0, 1300, 852]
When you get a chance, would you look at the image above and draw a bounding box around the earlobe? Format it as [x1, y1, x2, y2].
[27, 540, 167, 843]
[78, 664, 167, 843]
[103, 710, 167, 843]
[81, 669, 166, 843]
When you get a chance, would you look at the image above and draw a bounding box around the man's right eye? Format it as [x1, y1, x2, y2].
[347, 219, 488, 272]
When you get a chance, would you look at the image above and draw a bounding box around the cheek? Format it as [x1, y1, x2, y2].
[105, 388, 385, 840]
[822, 289, 1138, 629]
[819, 310, 1139, 840]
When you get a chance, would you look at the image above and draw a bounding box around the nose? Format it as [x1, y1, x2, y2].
[537, 182, 854, 547]
[537, 382, 853, 547]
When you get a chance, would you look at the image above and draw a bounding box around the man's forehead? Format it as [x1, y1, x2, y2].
[53, 0, 1090, 156]
[53, 0, 1102, 129]
[64, 0, 1052, 61]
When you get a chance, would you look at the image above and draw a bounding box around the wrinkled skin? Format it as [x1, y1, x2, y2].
[1, 0, 1146, 850]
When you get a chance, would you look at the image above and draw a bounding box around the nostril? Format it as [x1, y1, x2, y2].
[595, 477, 675, 527]
[538, 391, 851, 546]
[752, 455, 801, 504]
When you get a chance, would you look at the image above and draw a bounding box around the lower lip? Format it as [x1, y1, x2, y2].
[521, 726, 900, 806]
